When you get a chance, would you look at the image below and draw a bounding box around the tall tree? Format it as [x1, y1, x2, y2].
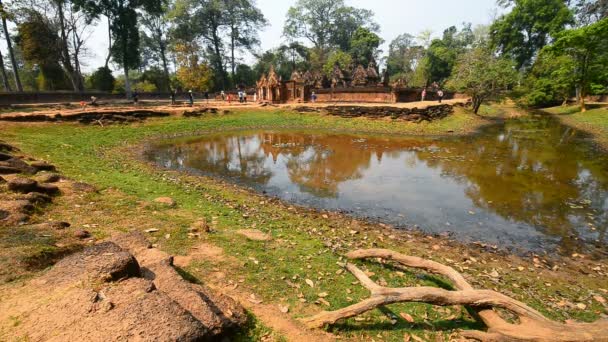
[224, 0, 266, 80]
[54, 0, 83, 91]
[73, 0, 163, 98]
[490, 0, 573, 69]
[0, 0, 23, 91]
[349, 27, 381, 66]
[140, 9, 171, 91]
[545, 18, 608, 111]
[283, 0, 378, 62]
[0, 47, 10, 91]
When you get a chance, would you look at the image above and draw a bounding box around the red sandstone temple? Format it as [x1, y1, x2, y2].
[255, 63, 457, 104]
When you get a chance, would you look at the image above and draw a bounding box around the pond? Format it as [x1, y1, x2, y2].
[145, 114, 608, 256]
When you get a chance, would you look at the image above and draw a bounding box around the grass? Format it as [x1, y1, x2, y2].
[0, 108, 606, 341]
[543, 104, 608, 150]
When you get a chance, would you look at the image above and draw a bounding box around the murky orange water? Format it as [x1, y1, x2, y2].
[146, 114, 608, 256]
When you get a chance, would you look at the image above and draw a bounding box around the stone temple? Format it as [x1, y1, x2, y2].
[255, 62, 460, 104]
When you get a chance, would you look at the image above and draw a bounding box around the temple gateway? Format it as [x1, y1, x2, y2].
[255, 62, 461, 104]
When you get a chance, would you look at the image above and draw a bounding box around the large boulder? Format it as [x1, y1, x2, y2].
[0, 236, 247, 341]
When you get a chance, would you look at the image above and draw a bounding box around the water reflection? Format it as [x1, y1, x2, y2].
[147, 115, 608, 256]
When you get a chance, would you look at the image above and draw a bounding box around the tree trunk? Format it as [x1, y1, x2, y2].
[56, 1, 81, 91]
[211, 25, 226, 90]
[0, 48, 11, 91]
[105, 15, 112, 68]
[158, 33, 170, 92]
[0, 0, 22, 92]
[123, 65, 131, 99]
[230, 25, 236, 80]
[473, 95, 483, 114]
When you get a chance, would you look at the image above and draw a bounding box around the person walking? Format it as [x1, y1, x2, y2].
[244, 91, 247, 103]
[437, 89, 444, 103]
[221, 90, 225, 101]
[170, 89, 176, 105]
[188, 90, 194, 106]
[421, 88, 427, 102]
[204, 90, 209, 103]
[311, 91, 317, 103]
[253, 92, 257, 102]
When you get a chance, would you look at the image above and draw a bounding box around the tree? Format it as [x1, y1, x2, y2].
[16, 11, 71, 90]
[425, 25, 473, 84]
[224, 0, 266, 79]
[322, 49, 351, 78]
[140, 9, 171, 91]
[446, 47, 517, 114]
[0, 0, 23, 91]
[545, 18, 608, 112]
[386, 33, 426, 83]
[574, 0, 608, 25]
[519, 52, 576, 107]
[88, 66, 115, 91]
[349, 27, 381, 66]
[174, 42, 213, 91]
[0, 46, 10, 91]
[283, 0, 378, 61]
[73, 0, 163, 98]
[490, 0, 574, 69]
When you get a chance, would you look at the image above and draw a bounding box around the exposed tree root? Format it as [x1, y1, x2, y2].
[303, 249, 608, 341]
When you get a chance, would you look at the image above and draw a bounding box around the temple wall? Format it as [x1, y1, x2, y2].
[295, 104, 461, 122]
[309, 87, 465, 104]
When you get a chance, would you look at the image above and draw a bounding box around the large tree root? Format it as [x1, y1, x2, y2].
[303, 249, 608, 341]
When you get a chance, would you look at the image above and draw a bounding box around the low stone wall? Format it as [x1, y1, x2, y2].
[0, 91, 214, 106]
[295, 104, 457, 122]
[311, 87, 463, 104]
[0, 109, 170, 125]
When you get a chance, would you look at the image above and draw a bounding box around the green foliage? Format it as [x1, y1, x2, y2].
[490, 0, 574, 69]
[519, 53, 576, 107]
[88, 67, 115, 92]
[322, 50, 352, 78]
[348, 27, 382, 66]
[233, 64, 257, 87]
[16, 12, 70, 90]
[426, 25, 474, 84]
[141, 67, 169, 92]
[446, 47, 517, 113]
[283, 0, 378, 58]
[545, 18, 608, 110]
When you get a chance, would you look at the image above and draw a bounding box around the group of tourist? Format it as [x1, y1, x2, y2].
[420, 88, 445, 103]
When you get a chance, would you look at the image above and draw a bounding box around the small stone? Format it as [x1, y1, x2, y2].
[7, 178, 38, 193]
[154, 197, 176, 207]
[38, 173, 61, 183]
[74, 230, 91, 239]
[190, 219, 210, 233]
[35, 183, 60, 196]
[30, 161, 56, 172]
[236, 229, 272, 241]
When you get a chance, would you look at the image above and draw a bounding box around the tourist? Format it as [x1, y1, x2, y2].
[311, 91, 317, 103]
[188, 90, 194, 106]
[170, 90, 176, 105]
[253, 92, 257, 102]
[132, 90, 139, 106]
[244, 92, 247, 103]
[437, 89, 444, 103]
[238, 90, 244, 103]
[204, 91, 209, 103]
[90, 96, 98, 106]
[221, 90, 225, 101]
[227, 93, 232, 104]
[421, 88, 427, 102]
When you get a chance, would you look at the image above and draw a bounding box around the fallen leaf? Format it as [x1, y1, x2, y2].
[399, 312, 414, 323]
[593, 295, 606, 304]
[278, 305, 289, 313]
[318, 292, 328, 298]
[305, 279, 314, 288]
[144, 229, 159, 233]
[403, 333, 411, 342]
[576, 303, 587, 310]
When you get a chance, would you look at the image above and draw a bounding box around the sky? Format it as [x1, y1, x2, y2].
[2, 0, 503, 73]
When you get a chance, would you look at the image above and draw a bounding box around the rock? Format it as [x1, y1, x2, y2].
[35, 183, 60, 196]
[20, 192, 53, 204]
[72, 182, 98, 193]
[190, 219, 210, 233]
[0, 165, 21, 174]
[236, 229, 272, 241]
[0, 141, 18, 152]
[7, 178, 38, 193]
[154, 197, 177, 207]
[30, 221, 71, 230]
[0, 176, 5, 183]
[74, 230, 92, 239]
[0, 209, 8, 220]
[30, 161, 56, 172]
[0, 152, 12, 161]
[38, 173, 61, 183]
[1, 158, 36, 174]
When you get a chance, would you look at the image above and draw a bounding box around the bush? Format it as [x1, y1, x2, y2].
[89, 67, 115, 92]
